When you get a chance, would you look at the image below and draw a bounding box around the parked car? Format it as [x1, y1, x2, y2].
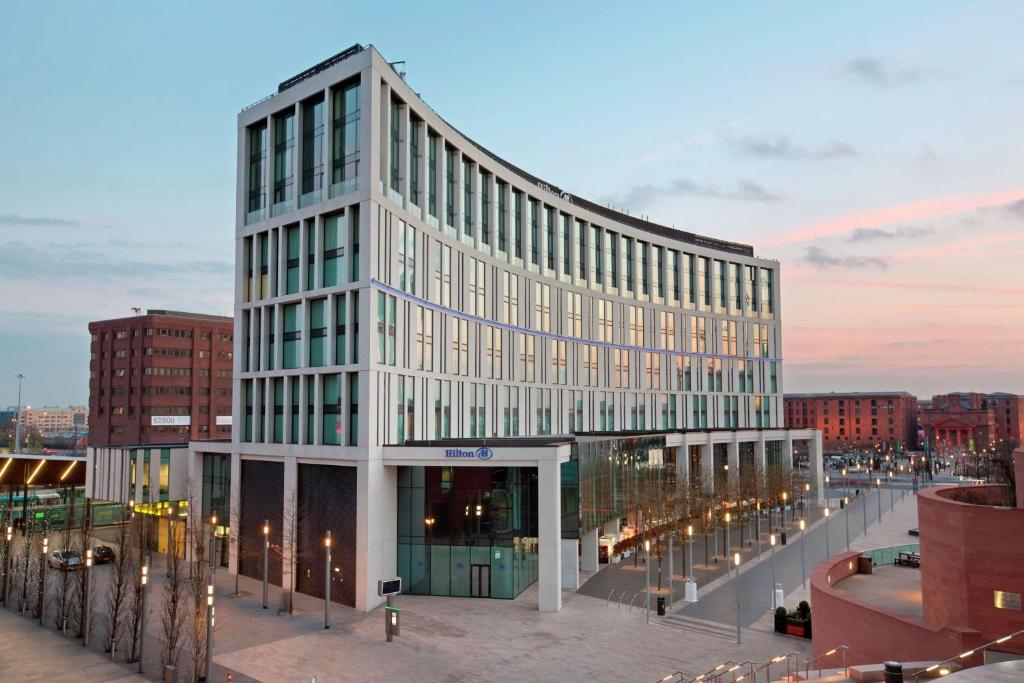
[92, 545, 115, 565]
[49, 549, 84, 571]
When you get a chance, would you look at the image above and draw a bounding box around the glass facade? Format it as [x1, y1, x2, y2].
[397, 466, 539, 599]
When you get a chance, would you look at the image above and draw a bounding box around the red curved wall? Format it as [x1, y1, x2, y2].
[919, 485, 1024, 643]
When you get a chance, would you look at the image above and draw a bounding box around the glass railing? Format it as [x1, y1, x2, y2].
[245, 206, 266, 225]
[387, 187, 404, 207]
[270, 199, 295, 218]
[862, 543, 920, 567]
[330, 177, 359, 198]
[426, 214, 439, 229]
[299, 189, 323, 209]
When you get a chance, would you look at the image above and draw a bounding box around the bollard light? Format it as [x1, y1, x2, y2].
[86, 549, 93, 568]
[207, 584, 214, 606]
[325, 534, 332, 548]
[5, 526, 11, 542]
[263, 522, 269, 536]
[733, 552, 740, 567]
[687, 524, 693, 537]
[770, 534, 776, 547]
[644, 539, 650, 552]
[799, 519, 806, 530]
[141, 565, 148, 585]
[725, 512, 731, 523]
[824, 508, 830, 517]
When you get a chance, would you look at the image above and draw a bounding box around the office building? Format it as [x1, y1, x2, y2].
[784, 392, 918, 452]
[204, 43, 822, 613]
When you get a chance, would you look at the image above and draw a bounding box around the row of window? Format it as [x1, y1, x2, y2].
[246, 77, 361, 224]
[241, 373, 359, 446]
[91, 330, 232, 342]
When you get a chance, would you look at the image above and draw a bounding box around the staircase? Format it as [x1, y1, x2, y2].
[658, 613, 737, 641]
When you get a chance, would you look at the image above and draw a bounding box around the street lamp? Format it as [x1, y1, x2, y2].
[644, 539, 651, 624]
[205, 583, 214, 681]
[823, 508, 831, 557]
[724, 512, 732, 575]
[39, 537, 48, 624]
[781, 492, 788, 528]
[844, 496, 851, 551]
[798, 519, 806, 589]
[862, 475, 868, 535]
[769, 533, 778, 609]
[888, 471, 894, 510]
[876, 478, 882, 523]
[138, 564, 149, 674]
[324, 531, 332, 630]
[262, 520, 270, 610]
[686, 524, 693, 581]
[733, 552, 742, 644]
[83, 547, 93, 647]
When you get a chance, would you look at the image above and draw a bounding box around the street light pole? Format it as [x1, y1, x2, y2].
[644, 538, 651, 623]
[2, 525, 11, 605]
[769, 533, 777, 609]
[138, 563, 148, 674]
[686, 524, 693, 580]
[324, 530, 332, 630]
[876, 478, 882, 523]
[667, 532, 674, 611]
[798, 519, 806, 589]
[39, 537, 48, 624]
[262, 520, 269, 610]
[862, 478, 868, 535]
[844, 497, 851, 551]
[724, 512, 731, 576]
[824, 507, 831, 557]
[733, 552, 742, 644]
[889, 471, 894, 510]
[204, 583, 214, 681]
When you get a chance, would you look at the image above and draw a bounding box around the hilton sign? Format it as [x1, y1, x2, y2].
[444, 446, 494, 460]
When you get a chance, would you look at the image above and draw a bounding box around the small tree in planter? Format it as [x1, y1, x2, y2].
[774, 606, 788, 634]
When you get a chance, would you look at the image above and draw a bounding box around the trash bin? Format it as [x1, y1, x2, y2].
[657, 596, 666, 616]
[840, 498, 845, 509]
[857, 555, 873, 574]
[163, 665, 178, 683]
[883, 661, 903, 683]
[781, 531, 788, 545]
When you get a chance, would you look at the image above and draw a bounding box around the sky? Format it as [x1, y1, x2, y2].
[1, 1, 1023, 406]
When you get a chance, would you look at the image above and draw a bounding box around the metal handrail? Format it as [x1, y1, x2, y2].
[913, 628, 1024, 680]
[751, 652, 800, 683]
[679, 660, 738, 683]
[804, 645, 849, 679]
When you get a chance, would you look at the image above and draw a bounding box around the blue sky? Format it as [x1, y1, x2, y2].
[2, 1, 1023, 405]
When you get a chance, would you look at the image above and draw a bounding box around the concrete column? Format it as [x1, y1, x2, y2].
[727, 436, 740, 477]
[282, 375, 292, 444]
[754, 436, 767, 476]
[323, 86, 333, 196]
[313, 373, 324, 445]
[580, 526, 599, 573]
[378, 80, 390, 189]
[281, 456, 297, 607]
[356, 455, 397, 612]
[538, 458, 562, 611]
[808, 431, 824, 504]
[314, 214, 325, 290]
[561, 539, 579, 589]
[298, 374, 309, 445]
[784, 432, 794, 469]
[299, 217, 309, 292]
[699, 442, 714, 492]
[675, 442, 690, 487]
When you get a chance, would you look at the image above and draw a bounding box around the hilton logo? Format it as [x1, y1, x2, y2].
[444, 447, 494, 460]
[536, 181, 573, 203]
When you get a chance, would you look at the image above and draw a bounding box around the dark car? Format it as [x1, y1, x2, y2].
[92, 545, 115, 565]
[49, 549, 84, 571]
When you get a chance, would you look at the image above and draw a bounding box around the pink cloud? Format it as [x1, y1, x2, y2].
[765, 188, 1024, 246]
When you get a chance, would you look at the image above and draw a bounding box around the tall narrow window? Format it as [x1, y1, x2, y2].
[335, 295, 347, 365]
[427, 132, 438, 218]
[301, 97, 324, 201]
[513, 190, 523, 259]
[409, 119, 421, 206]
[545, 207, 556, 271]
[389, 100, 401, 192]
[332, 80, 361, 195]
[624, 237, 634, 294]
[321, 375, 341, 445]
[577, 219, 587, 279]
[480, 170, 490, 245]
[247, 124, 268, 221]
[282, 303, 300, 369]
[529, 199, 540, 265]
[463, 158, 474, 238]
[323, 212, 346, 287]
[561, 214, 571, 276]
[608, 231, 619, 288]
[309, 298, 326, 367]
[639, 241, 649, 297]
[285, 225, 300, 294]
[273, 112, 295, 211]
[497, 181, 507, 252]
[445, 148, 456, 228]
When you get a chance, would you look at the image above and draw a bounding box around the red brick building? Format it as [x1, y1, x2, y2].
[918, 392, 1024, 454]
[88, 310, 234, 446]
[784, 392, 918, 451]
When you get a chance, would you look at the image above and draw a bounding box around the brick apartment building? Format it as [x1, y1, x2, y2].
[918, 392, 1024, 453]
[88, 310, 234, 446]
[784, 392, 918, 451]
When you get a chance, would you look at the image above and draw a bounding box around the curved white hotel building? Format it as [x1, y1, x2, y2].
[201, 44, 822, 613]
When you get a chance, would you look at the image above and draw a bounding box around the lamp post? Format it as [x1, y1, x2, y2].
[724, 512, 731, 575]
[755, 500, 761, 556]
[798, 519, 806, 589]
[668, 531, 674, 611]
[262, 520, 269, 609]
[781, 492, 788, 529]
[769, 533, 777, 609]
[841, 468, 848, 501]
[138, 563, 149, 674]
[204, 583, 214, 681]
[13, 373, 24, 454]
[644, 538, 651, 624]
[862, 477, 868, 535]
[733, 552, 742, 644]
[823, 507, 831, 557]
[686, 524, 693, 581]
[844, 496, 851, 551]
[876, 478, 882, 523]
[324, 530, 332, 630]
[38, 536, 48, 624]
[888, 471, 894, 510]
[83, 547, 93, 647]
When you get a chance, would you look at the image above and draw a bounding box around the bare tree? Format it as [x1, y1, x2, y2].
[75, 499, 94, 641]
[160, 517, 186, 672]
[185, 480, 210, 681]
[104, 506, 134, 656]
[126, 514, 146, 663]
[52, 517, 77, 634]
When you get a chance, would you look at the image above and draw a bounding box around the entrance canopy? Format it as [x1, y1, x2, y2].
[0, 452, 86, 488]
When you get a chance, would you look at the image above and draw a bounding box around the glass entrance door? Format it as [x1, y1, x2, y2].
[470, 563, 490, 597]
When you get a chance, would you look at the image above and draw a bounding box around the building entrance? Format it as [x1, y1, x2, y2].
[470, 563, 490, 597]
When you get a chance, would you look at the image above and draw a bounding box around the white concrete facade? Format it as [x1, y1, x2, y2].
[224, 44, 816, 613]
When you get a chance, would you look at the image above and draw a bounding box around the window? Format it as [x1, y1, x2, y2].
[283, 303, 300, 369]
[577, 219, 586, 279]
[639, 241, 649, 297]
[566, 292, 583, 337]
[309, 298, 327, 367]
[396, 220, 416, 294]
[481, 170, 491, 246]
[301, 97, 325, 198]
[512, 190, 523, 259]
[427, 132, 438, 218]
[503, 386, 520, 436]
[529, 199, 540, 265]
[323, 213, 347, 287]
[433, 241, 451, 306]
[468, 258, 485, 315]
[533, 282, 551, 332]
[409, 118, 421, 206]
[389, 100, 401, 192]
[332, 80, 361, 192]
[433, 379, 451, 438]
[520, 334, 536, 382]
[445, 148, 456, 228]
[347, 373, 359, 446]
[469, 383, 486, 437]
[376, 293, 397, 366]
[335, 295, 347, 364]
[247, 124, 267, 216]
[486, 327, 503, 379]
[624, 236, 634, 293]
[285, 225, 300, 293]
[591, 225, 603, 284]
[545, 207, 556, 271]
[322, 375, 342, 445]
[497, 181, 507, 252]
[463, 158, 474, 238]
[415, 307, 433, 371]
[501, 272, 519, 324]
[608, 231, 619, 288]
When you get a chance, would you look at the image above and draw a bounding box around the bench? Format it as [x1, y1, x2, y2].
[895, 551, 921, 568]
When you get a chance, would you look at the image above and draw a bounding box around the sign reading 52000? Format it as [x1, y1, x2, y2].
[444, 447, 494, 460]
